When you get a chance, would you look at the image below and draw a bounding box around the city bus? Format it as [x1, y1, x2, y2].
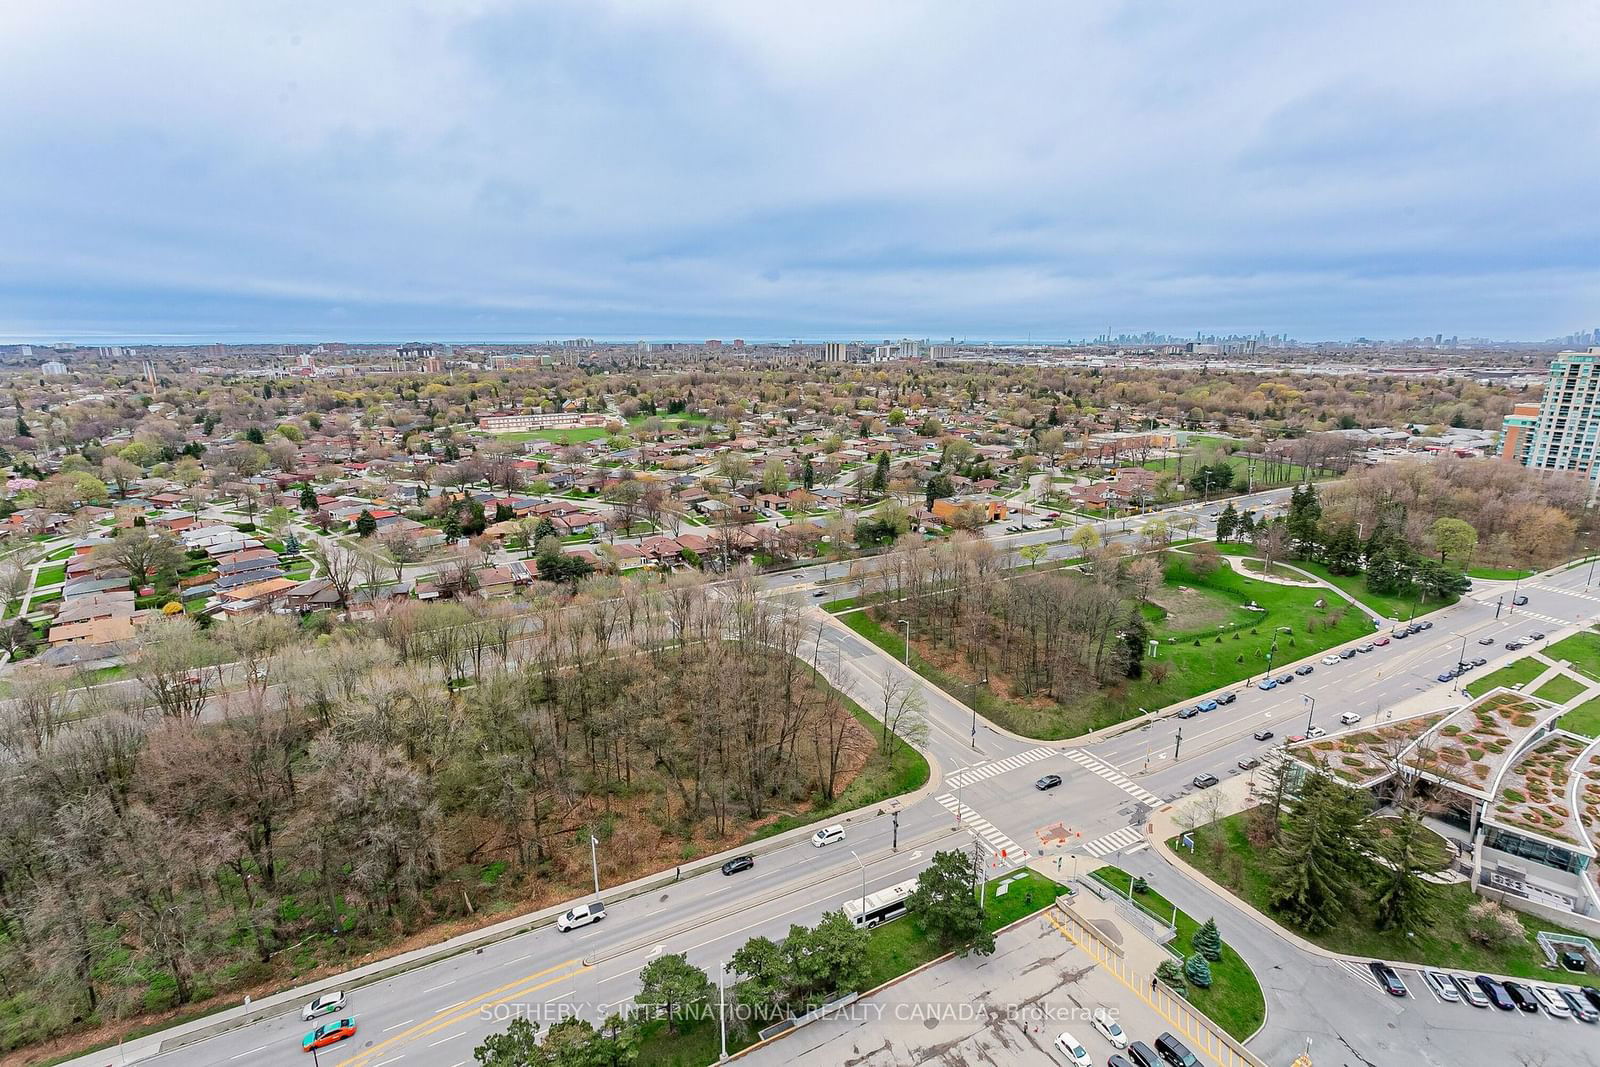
[842, 878, 918, 928]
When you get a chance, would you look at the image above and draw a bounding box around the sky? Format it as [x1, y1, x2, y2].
[1, 0, 1597, 344]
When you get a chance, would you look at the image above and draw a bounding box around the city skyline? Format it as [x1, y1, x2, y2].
[2, 1, 1596, 342]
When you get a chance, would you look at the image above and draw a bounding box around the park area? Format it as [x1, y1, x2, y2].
[847, 551, 1375, 739]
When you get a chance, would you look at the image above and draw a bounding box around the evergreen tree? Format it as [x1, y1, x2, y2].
[1266, 767, 1372, 934]
[1369, 804, 1448, 932]
[1183, 953, 1213, 988]
[355, 509, 377, 537]
[1122, 608, 1149, 679]
[1155, 958, 1186, 991]
[299, 485, 318, 511]
[802, 456, 815, 490]
[1214, 502, 1238, 543]
[872, 450, 890, 492]
[15, 416, 30, 437]
[906, 849, 995, 957]
[245, 426, 265, 444]
[1321, 522, 1363, 576]
[1284, 484, 1322, 558]
[1236, 510, 1256, 542]
[1192, 917, 1223, 962]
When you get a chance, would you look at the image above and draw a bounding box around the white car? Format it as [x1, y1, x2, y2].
[1534, 984, 1572, 1018]
[1090, 1008, 1126, 1049]
[812, 824, 845, 847]
[554, 901, 606, 932]
[1321, 654, 1341, 666]
[1422, 971, 1459, 1003]
[1054, 1031, 1093, 1066]
[302, 991, 347, 1020]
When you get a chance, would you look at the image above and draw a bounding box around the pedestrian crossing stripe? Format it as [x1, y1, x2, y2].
[1081, 825, 1144, 857]
[943, 746, 1055, 789]
[934, 794, 1029, 864]
[1063, 749, 1162, 805]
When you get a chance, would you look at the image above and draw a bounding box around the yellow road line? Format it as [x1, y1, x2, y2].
[337, 956, 587, 1067]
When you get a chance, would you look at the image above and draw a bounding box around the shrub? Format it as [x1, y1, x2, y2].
[1183, 953, 1213, 988]
[1464, 899, 1524, 948]
[1155, 959, 1186, 991]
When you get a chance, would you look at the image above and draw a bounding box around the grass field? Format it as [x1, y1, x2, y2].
[1466, 566, 1534, 580]
[1533, 674, 1588, 704]
[1560, 696, 1600, 737]
[1463, 656, 1545, 697]
[1172, 810, 1600, 989]
[1289, 559, 1456, 621]
[1545, 630, 1600, 681]
[478, 426, 611, 444]
[1091, 865, 1265, 1041]
[849, 552, 1376, 739]
[33, 562, 66, 587]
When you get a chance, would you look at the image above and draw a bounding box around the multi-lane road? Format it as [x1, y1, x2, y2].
[61, 490, 1600, 1067]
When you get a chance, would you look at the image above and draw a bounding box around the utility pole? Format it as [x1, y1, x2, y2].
[891, 809, 900, 852]
[1173, 727, 1183, 760]
[589, 835, 600, 896]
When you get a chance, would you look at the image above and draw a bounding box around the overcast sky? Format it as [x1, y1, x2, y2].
[2, 1, 1596, 343]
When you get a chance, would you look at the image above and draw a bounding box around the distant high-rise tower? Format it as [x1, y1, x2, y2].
[822, 342, 849, 362]
[142, 358, 156, 387]
[1504, 348, 1600, 497]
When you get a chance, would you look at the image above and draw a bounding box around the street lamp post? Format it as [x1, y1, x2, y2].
[1451, 635, 1469, 695]
[718, 960, 730, 1061]
[1302, 693, 1315, 735]
[850, 849, 867, 918]
[589, 834, 600, 896]
[898, 619, 910, 666]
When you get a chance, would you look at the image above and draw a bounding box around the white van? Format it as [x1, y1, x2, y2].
[1339, 711, 1362, 726]
[811, 824, 845, 847]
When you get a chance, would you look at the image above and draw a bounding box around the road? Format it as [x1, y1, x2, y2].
[72, 485, 1600, 1067]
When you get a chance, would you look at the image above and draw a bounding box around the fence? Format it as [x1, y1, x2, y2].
[1047, 900, 1268, 1067]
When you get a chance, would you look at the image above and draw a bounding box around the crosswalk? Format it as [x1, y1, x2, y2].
[934, 794, 1029, 865]
[943, 746, 1056, 789]
[1064, 749, 1162, 806]
[1080, 825, 1144, 858]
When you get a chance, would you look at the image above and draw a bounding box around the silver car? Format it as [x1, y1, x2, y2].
[303, 990, 347, 1020]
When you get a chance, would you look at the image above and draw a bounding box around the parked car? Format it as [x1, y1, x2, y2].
[1339, 711, 1362, 726]
[1036, 773, 1063, 790]
[1191, 773, 1219, 789]
[1437, 672, 1456, 683]
[1092, 1007, 1128, 1049]
[1294, 664, 1314, 676]
[1450, 972, 1490, 1007]
[1126, 1042, 1160, 1067]
[1418, 620, 1433, 629]
[721, 855, 754, 876]
[1369, 961, 1407, 997]
[1476, 974, 1516, 1010]
[1256, 679, 1278, 691]
[1422, 971, 1459, 1003]
[302, 991, 347, 1021]
[1560, 987, 1599, 1022]
[1216, 692, 1237, 706]
[1177, 705, 1199, 718]
[1154, 1033, 1199, 1067]
[1307, 725, 1327, 739]
[811, 589, 826, 597]
[1107, 1058, 1134, 1067]
[1513, 594, 1529, 606]
[1275, 673, 1294, 685]
[1054, 1031, 1093, 1066]
[1391, 629, 1408, 639]
[302, 1018, 357, 1052]
[1237, 755, 1260, 770]
[555, 901, 606, 932]
[1503, 979, 1541, 1013]
[1478, 636, 1496, 646]
[1534, 985, 1573, 1018]
[1504, 640, 1526, 651]
[1196, 699, 1218, 712]
[1583, 986, 1600, 1013]
[1373, 636, 1390, 647]
[811, 825, 845, 847]
[1339, 648, 1357, 659]
[1529, 631, 1546, 641]
[1356, 643, 1375, 653]
[1253, 728, 1274, 741]
[1321, 654, 1342, 665]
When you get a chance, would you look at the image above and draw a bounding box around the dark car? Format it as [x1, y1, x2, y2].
[1154, 1033, 1199, 1067]
[1391, 629, 1408, 639]
[720, 855, 754, 876]
[1216, 692, 1237, 706]
[1339, 648, 1357, 659]
[1503, 980, 1540, 1013]
[1561, 987, 1599, 1022]
[1253, 728, 1274, 741]
[1369, 960, 1407, 997]
[1177, 705, 1199, 718]
[1192, 773, 1219, 789]
[1476, 974, 1516, 1011]
[1294, 664, 1314, 676]
[1471, 657, 1488, 667]
[1108, 1058, 1134, 1067]
[1437, 672, 1456, 683]
[1561, 950, 1587, 972]
[1513, 594, 1529, 606]
[1505, 640, 1526, 651]
[1530, 631, 1546, 641]
[1035, 773, 1063, 790]
[1126, 1042, 1161, 1067]
[1275, 673, 1294, 685]
[1478, 636, 1496, 646]
[1584, 986, 1600, 1013]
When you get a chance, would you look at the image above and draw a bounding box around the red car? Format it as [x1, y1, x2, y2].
[303, 1017, 357, 1052]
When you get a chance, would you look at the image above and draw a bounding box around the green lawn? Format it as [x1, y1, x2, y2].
[1560, 696, 1600, 737]
[1545, 630, 1600, 682]
[858, 870, 1063, 990]
[822, 597, 858, 614]
[1467, 566, 1534, 580]
[1533, 674, 1588, 705]
[1289, 559, 1456, 621]
[33, 562, 67, 587]
[478, 426, 610, 444]
[45, 546, 74, 562]
[1090, 865, 1264, 1041]
[1463, 657, 1545, 697]
[27, 589, 61, 609]
[1172, 811, 1600, 989]
[849, 553, 1375, 739]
